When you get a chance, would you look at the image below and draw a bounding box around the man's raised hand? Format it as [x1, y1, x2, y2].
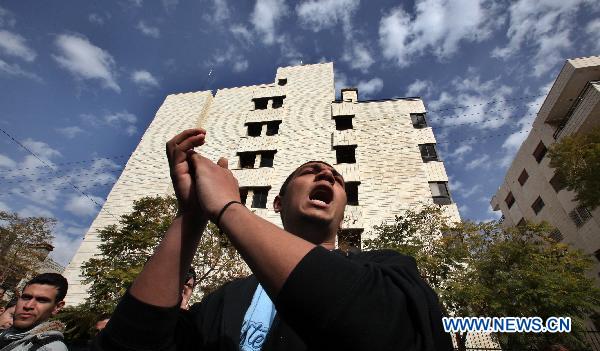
[187, 152, 241, 223]
[166, 129, 206, 216]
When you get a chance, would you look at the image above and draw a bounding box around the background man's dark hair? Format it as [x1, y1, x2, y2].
[25, 273, 68, 302]
[185, 267, 197, 287]
[278, 161, 339, 196]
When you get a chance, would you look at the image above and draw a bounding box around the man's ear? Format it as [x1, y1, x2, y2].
[52, 300, 65, 316]
[273, 195, 282, 213]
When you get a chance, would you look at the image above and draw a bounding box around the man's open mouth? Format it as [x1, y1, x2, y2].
[309, 185, 333, 207]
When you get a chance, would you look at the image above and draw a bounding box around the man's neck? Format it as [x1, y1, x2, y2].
[284, 222, 336, 250]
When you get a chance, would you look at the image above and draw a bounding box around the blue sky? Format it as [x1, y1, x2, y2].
[0, 0, 598, 266]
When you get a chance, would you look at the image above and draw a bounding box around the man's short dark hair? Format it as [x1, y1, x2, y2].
[279, 161, 341, 196]
[185, 267, 197, 286]
[24, 273, 68, 302]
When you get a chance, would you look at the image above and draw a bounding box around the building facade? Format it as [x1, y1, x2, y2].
[63, 62, 459, 305]
[491, 56, 600, 280]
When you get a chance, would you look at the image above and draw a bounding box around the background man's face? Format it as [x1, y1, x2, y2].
[180, 277, 195, 310]
[95, 318, 109, 333]
[13, 284, 64, 329]
[0, 306, 15, 330]
[277, 162, 347, 230]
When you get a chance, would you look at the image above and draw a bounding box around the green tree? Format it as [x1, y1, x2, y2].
[364, 206, 600, 351]
[548, 126, 600, 209]
[0, 211, 55, 291]
[79, 195, 247, 314]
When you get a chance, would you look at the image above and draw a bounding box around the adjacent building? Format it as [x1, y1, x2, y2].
[491, 56, 600, 280]
[63, 62, 460, 305]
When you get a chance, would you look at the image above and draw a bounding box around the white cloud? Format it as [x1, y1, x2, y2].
[23, 138, 62, 160]
[296, 0, 359, 31]
[357, 77, 383, 98]
[162, 0, 179, 12]
[56, 126, 84, 139]
[0, 154, 16, 168]
[334, 70, 349, 99]
[405, 79, 431, 97]
[585, 19, 600, 51]
[127, 0, 143, 6]
[53, 33, 120, 92]
[0, 200, 10, 212]
[131, 69, 159, 87]
[104, 111, 137, 126]
[212, 0, 230, 22]
[0, 6, 16, 27]
[0, 59, 41, 81]
[88, 13, 104, 25]
[250, 0, 288, 45]
[18, 205, 54, 219]
[341, 42, 374, 72]
[137, 21, 160, 38]
[81, 111, 138, 136]
[230, 25, 253, 44]
[491, 0, 589, 76]
[462, 184, 481, 198]
[379, 0, 495, 67]
[65, 195, 104, 217]
[465, 154, 490, 170]
[49, 223, 87, 266]
[233, 60, 249, 72]
[0, 30, 37, 62]
[443, 142, 473, 162]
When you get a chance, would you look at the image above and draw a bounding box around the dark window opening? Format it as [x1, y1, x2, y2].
[335, 146, 356, 164]
[410, 113, 427, 128]
[278, 78, 287, 86]
[266, 121, 281, 136]
[569, 206, 592, 228]
[345, 182, 359, 206]
[531, 196, 545, 215]
[335, 116, 353, 130]
[533, 141, 547, 163]
[239, 153, 256, 169]
[251, 188, 269, 208]
[549, 173, 565, 192]
[505, 192, 515, 209]
[239, 188, 248, 206]
[259, 151, 276, 167]
[594, 249, 600, 263]
[549, 228, 563, 242]
[338, 229, 363, 253]
[247, 123, 262, 137]
[419, 144, 439, 162]
[517, 218, 526, 227]
[518, 169, 529, 186]
[272, 96, 285, 109]
[254, 98, 269, 110]
[430, 182, 451, 205]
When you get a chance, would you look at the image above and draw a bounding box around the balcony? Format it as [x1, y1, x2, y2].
[245, 108, 284, 124]
[238, 135, 279, 153]
[252, 85, 285, 100]
[332, 129, 357, 147]
[331, 102, 356, 117]
[341, 205, 363, 229]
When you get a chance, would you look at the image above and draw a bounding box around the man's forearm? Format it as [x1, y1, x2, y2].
[130, 213, 207, 307]
[219, 204, 315, 297]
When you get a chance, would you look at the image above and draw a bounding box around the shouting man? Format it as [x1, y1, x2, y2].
[95, 129, 452, 350]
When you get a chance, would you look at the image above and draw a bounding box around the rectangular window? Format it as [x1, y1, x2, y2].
[549, 228, 563, 242]
[271, 96, 285, 109]
[518, 169, 529, 186]
[335, 116, 353, 131]
[265, 121, 281, 136]
[569, 206, 592, 228]
[410, 113, 427, 128]
[549, 173, 565, 192]
[277, 78, 287, 86]
[239, 153, 256, 169]
[251, 188, 269, 208]
[419, 144, 439, 162]
[345, 182, 359, 206]
[531, 196, 545, 215]
[247, 123, 262, 137]
[254, 98, 269, 110]
[430, 182, 451, 205]
[505, 192, 515, 209]
[338, 229, 363, 253]
[239, 188, 248, 206]
[335, 145, 356, 164]
[259, 151, 276, 167]
[594, 249, 600, 263]
[533, 141, 547, 163]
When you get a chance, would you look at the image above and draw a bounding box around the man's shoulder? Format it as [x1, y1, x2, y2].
[353, 249, 417, 265]
[189, 274, 255, 311]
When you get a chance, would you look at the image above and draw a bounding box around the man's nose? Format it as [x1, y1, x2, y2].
[316, 168, 335, 184]
[23, 300, 36, 310]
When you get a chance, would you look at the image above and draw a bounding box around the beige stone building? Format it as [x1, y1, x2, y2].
[491, 56, 600, 279]
[63, 62, 459, 305]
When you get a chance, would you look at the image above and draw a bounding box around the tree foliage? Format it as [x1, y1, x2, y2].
[0, 211, 55, 291]
[79, 195, 247, 315]
[548, 126, 600, 209]
[364, 205, 600, 351]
